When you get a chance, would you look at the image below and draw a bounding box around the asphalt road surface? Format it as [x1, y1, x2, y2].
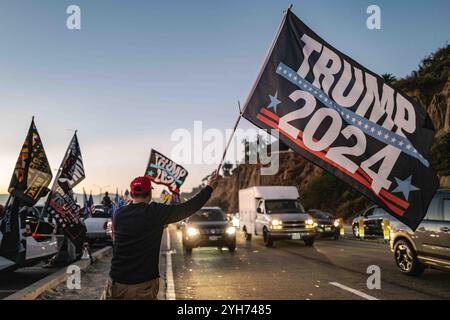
[0, 262, 59, 299]
[2, 229, 450, 300]
[0, 246, 103, 299]
[169, 227, 450, 300]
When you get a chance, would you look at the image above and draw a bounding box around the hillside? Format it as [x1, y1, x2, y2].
[184, 45, 450, 221]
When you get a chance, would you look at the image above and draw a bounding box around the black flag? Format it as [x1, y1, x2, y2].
[47, 133, 86, 242]
[242, 9, 438, 230]
[8, 119, 53, 205]
[1, 119, 52, 262]
[145, 149, 188, 194]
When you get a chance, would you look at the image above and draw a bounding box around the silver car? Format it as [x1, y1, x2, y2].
[390, 189, 450, 276]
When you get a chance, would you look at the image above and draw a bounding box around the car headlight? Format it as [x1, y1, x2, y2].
[305, 219, 316, 228]
[270, 219, 283, 230]
[226, 226, 236, 235]
[271, 219, 282, 226]
[333, 219, 340, 228]
[187, 227, 199, 237]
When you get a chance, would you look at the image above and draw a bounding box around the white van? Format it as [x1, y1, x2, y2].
[239, 186, 317, 247]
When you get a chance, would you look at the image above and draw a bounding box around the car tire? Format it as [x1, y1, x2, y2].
[394, 239, 424, 276]
[304, 238, 315, 246]
[263, 228, 274, 247]
[184, 245, 193, 254]
[352, 224, 360, 238]
[228, 245, 236, 253]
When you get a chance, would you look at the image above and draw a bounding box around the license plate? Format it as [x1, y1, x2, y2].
[209, 236, 219, 241]
[325, 227, 331, 231]
[291, 233, 301, 240]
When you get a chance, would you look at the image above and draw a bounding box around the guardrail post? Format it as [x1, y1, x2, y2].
[383, 218, 390, 241]
[358, 218, 365, 239]
[339, 218, 345, 237]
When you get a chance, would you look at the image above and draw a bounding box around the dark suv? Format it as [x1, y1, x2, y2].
[390, 189, 450, 276]
[182, 207, 236, 253]
[352, 206, 392, 239]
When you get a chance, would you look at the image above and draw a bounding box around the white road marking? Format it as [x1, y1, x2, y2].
[329, 282, 379, 300]
[165, 228, 176, 300]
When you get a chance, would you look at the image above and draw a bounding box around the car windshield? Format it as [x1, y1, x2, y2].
[265, 200, 305, 214]
[309, 211, 332, 219]
[190, 209, 226, 222]
[92, 206, 111, 218]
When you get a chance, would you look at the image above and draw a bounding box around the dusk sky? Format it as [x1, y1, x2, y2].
[0, 0, 449, 195]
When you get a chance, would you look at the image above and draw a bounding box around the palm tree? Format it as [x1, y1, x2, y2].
[381, 73, 397, 84]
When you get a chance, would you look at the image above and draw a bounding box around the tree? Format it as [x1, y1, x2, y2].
[381, 73, 397, 84]
[222, 162, 233, 177]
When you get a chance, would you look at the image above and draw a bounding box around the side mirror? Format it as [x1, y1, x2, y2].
[256, 208, 262, 214]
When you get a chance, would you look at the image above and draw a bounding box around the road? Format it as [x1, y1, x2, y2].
[2, 228, 450, 300]
[168, 227, 450, 300]
[0, 246, 103, 299]
[0, 263, 59, 299]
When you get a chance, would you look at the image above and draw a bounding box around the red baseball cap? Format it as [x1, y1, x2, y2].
[130, 176, 154, 195]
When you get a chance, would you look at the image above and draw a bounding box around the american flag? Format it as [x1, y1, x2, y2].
[88, 192, 95, 214]
[83, 188, 92, 219]
[114, 189, 120, 205]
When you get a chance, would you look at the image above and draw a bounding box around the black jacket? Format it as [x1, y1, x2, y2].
[109, 186, 212, 284]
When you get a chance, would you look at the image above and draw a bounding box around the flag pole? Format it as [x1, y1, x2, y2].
[217, 101, 244, 173]
[216, 7, 289, 175]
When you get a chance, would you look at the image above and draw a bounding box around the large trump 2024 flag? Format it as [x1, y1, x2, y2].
[243, 9, 438, 230]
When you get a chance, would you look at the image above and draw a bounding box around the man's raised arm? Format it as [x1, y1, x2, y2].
[157, 171, 219, 224]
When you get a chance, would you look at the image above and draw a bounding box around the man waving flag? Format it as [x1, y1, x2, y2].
[242, 8, 438, 230]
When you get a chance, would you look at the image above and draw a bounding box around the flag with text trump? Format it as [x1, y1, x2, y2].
[145, 149, 188, 194]
[242, 9, 438, 230]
